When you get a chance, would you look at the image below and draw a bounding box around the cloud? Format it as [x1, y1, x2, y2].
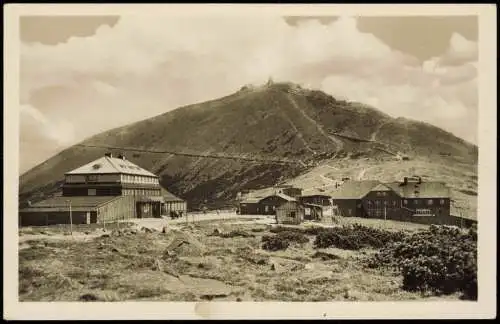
[20, 16, 478, 169]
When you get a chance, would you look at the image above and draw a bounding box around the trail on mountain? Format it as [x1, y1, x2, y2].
[370, 120, 390, 142]
[285, 93, 344, 151]
[276, 101, 317, 155]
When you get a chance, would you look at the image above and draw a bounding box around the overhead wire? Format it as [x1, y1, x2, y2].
[75, 144, 309, 167]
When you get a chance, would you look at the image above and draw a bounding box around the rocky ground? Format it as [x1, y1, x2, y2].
[18, 215, 468, 302]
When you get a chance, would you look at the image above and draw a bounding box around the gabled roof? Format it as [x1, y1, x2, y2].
[370, 183, 394, 192]
[330, 180, 381, 199]
[240, 197, 262, 204]
[385, 181, 450, 199]
[270, 193, 297, 202]
[65, 156, 157, 177]
[300, 188, 333, 197]
[161, 187, 185, 202]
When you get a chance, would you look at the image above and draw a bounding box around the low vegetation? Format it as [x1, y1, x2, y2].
[367, 224, 477, 300]
[18, 218, 477, 302]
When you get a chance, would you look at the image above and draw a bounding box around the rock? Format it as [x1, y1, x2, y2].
[84, 231, 91, 235]
[200, 293, 228, 301]
[312, 251, 341, 261]
[101, 234, 110, 238]
[79, 293, 99, 302]
[305, 263, 315, 270]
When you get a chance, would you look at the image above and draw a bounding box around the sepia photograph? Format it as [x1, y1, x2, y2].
[3, 3, 496, 320]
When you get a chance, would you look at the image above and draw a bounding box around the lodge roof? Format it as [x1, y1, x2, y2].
[330, 180, 381, 199]
[66, 155, 157, 177]
[385, 181, 450, 199]
[329, 180, 451, 199]
[20, 195, 120, 211]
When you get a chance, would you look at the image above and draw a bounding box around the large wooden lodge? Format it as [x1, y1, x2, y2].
[19, 153, 187, 226]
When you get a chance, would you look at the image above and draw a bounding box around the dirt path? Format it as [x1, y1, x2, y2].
[285, 94, 344, 151]
[278, 108, 317, 155]
[370, 120, 390, 142]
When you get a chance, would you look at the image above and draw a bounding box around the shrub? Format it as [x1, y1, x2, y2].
[367, 225, 477, 300]
[313, 224, 404, 250]
[276, 231, 309, 244]
[262, 235, 290, 251]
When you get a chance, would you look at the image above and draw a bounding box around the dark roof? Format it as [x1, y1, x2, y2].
[330, 180, 380, 199]
[160, 187, 185, 202]
[385, 181, 451, 199]
[23, 196, 119, 209]
[260, 193, 297, 202]
[240, 197, 262, 204]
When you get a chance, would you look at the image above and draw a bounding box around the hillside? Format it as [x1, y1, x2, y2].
[19, 82, 478, 211]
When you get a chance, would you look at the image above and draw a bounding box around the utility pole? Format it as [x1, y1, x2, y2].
[384, 204, 387, 221]
[66, 200, 73, 235]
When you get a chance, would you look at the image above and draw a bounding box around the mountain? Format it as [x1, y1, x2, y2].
[19, 81, 478, 212]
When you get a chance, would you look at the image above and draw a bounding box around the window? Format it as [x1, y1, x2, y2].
[375, 200, 380, 206]
[414, 200, 419, 205]
[392, 201, 397, 207]
[86, 175, 98, 183]
[427, 199, 434, 206]
[367, 200, 372, 206]
[403, 200, 408, 205]
[440, 199, 445, 205]
[88, 189, 96, 196]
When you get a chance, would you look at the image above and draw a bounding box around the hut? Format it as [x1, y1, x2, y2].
[276, 201, 305, 225]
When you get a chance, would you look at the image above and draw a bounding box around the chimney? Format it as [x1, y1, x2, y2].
[118, 154, 125, 160]
[403, 177, 408, 185]
[105, 152, 113, 158]
[417, 176, 422, 184]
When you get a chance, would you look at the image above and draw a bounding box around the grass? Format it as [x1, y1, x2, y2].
[18, 217, 470, 302]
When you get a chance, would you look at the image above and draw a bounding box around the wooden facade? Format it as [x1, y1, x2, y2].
[276, 201, 305, 225]
[328, 178, 465, 226]
[19, 153, 187, 226]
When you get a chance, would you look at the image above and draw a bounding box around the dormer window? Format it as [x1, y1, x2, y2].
[86, 175, 98, 183]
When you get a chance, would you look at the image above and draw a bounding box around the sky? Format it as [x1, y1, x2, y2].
[19, 15, 478, 174]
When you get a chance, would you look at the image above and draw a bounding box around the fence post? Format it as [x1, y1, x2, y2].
[66, 200, 73, 236]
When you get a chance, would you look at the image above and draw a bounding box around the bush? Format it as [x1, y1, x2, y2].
[262, 235, 290, 251]
[367, 225, 477, 300]
[276, 231, 309, 244]
[313, 224, 405, 250]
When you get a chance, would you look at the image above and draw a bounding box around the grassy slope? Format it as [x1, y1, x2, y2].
[19, 83, 477, 212]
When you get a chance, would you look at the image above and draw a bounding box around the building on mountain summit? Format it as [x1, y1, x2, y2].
[19, 153, 186, 226]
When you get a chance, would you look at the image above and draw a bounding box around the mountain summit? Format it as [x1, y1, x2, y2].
[20, 82, 477, 209]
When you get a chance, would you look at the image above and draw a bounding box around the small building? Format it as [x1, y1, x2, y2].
[238, 191, 297, 215]
[259, 193, 297, 215]
[276, 201, 305, 225]
[19, 195, 136, 226]
[238, 197, 263, 215]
